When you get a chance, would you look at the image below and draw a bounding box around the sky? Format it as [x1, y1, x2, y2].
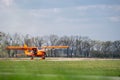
[0, 0, 120, 41]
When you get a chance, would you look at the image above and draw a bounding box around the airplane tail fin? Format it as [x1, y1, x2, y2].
[24, 44, 29, 55]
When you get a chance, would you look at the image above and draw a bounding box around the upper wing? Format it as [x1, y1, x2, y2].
[41, 46, 69, 49]
[6, 46, 37, 50]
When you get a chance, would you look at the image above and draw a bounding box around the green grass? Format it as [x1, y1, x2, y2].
[0, 59, 120, 80]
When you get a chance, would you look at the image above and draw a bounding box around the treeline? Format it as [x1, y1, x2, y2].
[0, 32, 120, 58]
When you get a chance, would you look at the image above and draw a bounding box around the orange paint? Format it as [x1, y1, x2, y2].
[6, 44, 69, 60]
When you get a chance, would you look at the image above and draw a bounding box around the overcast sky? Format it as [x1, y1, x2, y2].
[0, 0, 120, 41]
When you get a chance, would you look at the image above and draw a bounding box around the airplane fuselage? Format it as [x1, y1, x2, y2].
[26, 50, 46, 59]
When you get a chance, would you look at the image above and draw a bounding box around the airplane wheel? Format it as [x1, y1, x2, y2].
[42, 55, 45, 59]
[31, 56, 34, 60]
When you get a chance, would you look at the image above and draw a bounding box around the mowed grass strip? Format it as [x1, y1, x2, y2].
[0, 59, 120, 80]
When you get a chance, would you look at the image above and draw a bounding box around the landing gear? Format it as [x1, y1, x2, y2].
[31, 56, 34, 60]
[41, 52, 46, 60]
[41, 55, 45, 59]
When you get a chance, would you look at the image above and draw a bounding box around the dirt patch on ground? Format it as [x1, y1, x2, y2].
[46, 57, 120, 61]
[0, 57, 120, 61]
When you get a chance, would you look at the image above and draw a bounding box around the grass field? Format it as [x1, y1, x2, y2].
[0, 58, 120, 80]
